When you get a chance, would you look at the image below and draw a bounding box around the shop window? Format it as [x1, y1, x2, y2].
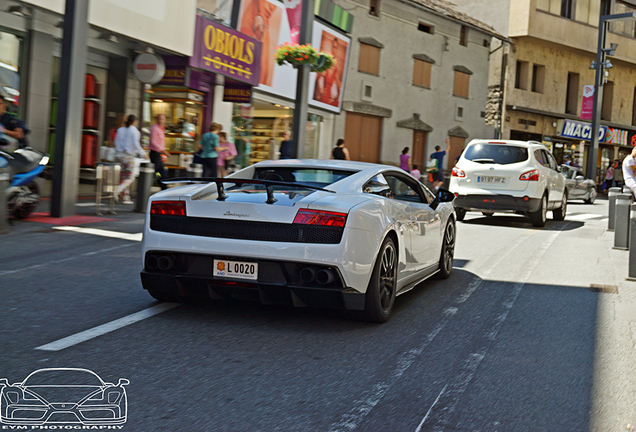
[459, 26, 468, 46]
[602, 81, 614, 121]
[453, 71, 470, 98]
[532, 64, 545, 93]
[515, 61, 529, 91]
[358, 43, 381, 75]
[0, 31, 23, 117]
[369, 0, 380, 17]
[413, 59, 432, 88]
[565, 72, 579, 115]
[418, 22, 434, 34]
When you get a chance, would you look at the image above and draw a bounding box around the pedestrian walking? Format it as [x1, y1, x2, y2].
[603, 162, 615, 193]
[279, 130, 293, 159]
[430, 139, 450, 191]
[622, 147, 636, 198]
[332, 138, 350, 160]
[148, 113, 170, 190]
[114, 114, 148, 203]
[410, 164, 422, 181]
[400, 147, 411, 171]
[0, 95, 29, 149]
[217, 132, 237, 177]
[199, 122, 226, 178]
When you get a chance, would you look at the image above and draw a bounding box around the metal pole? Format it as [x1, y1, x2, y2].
[608, 186, 621, 230]
[135, 162, 155, 213]
[291, 0, 315, 159]
[588, 17, 606, 183]
[50, 0, 89, 218]
[614, 193, 632, 250]
[0, 167, 9, 234]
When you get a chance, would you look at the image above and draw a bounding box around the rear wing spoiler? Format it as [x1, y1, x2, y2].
[161, 177, 335, 204]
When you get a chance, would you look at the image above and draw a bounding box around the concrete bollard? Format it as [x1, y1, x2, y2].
[629, 204, 636, 280]
[135, 162, 155, 214]
[608, 187, 622, 231]
[614, 193, 632, 250]
[0, 166, 9, 234]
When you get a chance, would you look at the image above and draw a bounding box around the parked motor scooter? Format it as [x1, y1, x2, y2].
[0, 148, 48, 219]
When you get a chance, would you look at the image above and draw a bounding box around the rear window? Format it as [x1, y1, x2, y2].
[252, 168, 355, 187]
[464, 144, 529, 165]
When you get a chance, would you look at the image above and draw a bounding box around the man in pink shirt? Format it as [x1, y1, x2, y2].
[149, 114, 170, 190]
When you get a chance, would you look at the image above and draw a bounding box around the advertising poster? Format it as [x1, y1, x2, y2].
[580, 85, 594, 120]
[308, 22, 351, 113]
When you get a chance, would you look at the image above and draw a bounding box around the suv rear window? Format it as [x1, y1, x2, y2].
[464, 144, 529, 165]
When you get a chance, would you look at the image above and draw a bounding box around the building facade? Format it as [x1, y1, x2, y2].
[454, 0, 636, 183]
[331, 0, 503, 171]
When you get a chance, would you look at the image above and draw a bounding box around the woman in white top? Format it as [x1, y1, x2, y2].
[114, 114, 147, 203]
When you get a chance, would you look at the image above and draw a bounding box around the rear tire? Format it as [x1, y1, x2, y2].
[436, 221, 456, 279]
[360, 236, 398, 323]
[455, 208, 466, 221]
[585, 188, 597, 204]
[553, 192, 567, 221]
[530, 194, 548, 227]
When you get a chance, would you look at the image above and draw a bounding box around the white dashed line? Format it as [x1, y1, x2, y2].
[35, 303, 180, 351]
[53, 226, 143, 242]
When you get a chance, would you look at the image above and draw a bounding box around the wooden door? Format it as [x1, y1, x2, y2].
[448, 136, 466, 169]
[412, 131, 427, 171]
[344, 112, 382, 162]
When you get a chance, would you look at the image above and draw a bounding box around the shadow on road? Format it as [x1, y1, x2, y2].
[461, 214, 585, 230]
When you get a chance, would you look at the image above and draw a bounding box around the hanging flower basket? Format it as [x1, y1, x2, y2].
[275, 43, 336, 73]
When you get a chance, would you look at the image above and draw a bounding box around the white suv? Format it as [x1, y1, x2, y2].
[450, 140, 567, 227]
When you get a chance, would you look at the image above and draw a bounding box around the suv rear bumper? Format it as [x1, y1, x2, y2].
[454, 194, 541, 213]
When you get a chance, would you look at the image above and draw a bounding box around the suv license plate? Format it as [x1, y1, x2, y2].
[213, 260, 258, 280]
[477, 176, 506, 184]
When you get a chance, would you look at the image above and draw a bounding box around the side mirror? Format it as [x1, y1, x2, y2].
[437, 188, 455, 203]
[575, 175, 585, 181]
[117, 378, 130, 387]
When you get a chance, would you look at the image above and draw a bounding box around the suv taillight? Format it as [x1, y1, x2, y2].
[519, 169, 540, 181]
[150, 201, 186, 216]
[451, 167, 465, 178]
[293, 209, 347, 227]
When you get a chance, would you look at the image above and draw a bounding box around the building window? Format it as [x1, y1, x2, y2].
[413, 59, 432, 88]
[611, 1, 636, 38]
[537, 0, 601, 25]
[453, 71, 470, 98]
[418, 22, 434, 34]
[565, 72, 579, 115]
[459, 26, 468, 46]
[369, 0, 379, 17]
[358, 43, 381, 75]
[532, 64, 545, 93]
[515, 61, 529, 90]
[602, 81, 614, 121]
[457, 107, 464, 117]
[561, 0, 574, 18]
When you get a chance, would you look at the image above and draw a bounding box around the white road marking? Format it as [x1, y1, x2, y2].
[414, 384, 447, 432]
[567, 213, 599, 221]
[327, 233, 534, 432]
[418, 227, 564, 431]
[54, 226, 143, 242]
[0, 243, 136, 277]
[35, 303, 180, 351]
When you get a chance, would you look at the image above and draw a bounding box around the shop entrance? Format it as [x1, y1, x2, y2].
[344, 112, 382, 163]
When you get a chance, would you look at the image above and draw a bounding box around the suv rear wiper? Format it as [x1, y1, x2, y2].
[471, 158, 496, 164]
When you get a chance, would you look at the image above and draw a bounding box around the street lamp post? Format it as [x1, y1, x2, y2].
[588, 12, 636, 182]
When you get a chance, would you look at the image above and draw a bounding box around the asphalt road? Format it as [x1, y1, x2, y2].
[0, 200, 629, 431]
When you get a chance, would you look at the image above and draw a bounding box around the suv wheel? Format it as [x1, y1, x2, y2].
[553, 192, 567, 221]
[530, 194, 547, 227]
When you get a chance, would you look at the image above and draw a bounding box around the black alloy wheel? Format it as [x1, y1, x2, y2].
[362, 237, 398, 323]
[437, 221, 455, 279]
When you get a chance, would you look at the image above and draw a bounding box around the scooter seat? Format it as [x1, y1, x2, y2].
[2, 148, 41, 175]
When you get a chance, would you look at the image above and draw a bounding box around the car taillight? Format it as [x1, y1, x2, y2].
[293, 209, 347, 227]
[150, 201, 186, 216]
[452, 167, 465, 178]
[519, 169, 540, 181]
